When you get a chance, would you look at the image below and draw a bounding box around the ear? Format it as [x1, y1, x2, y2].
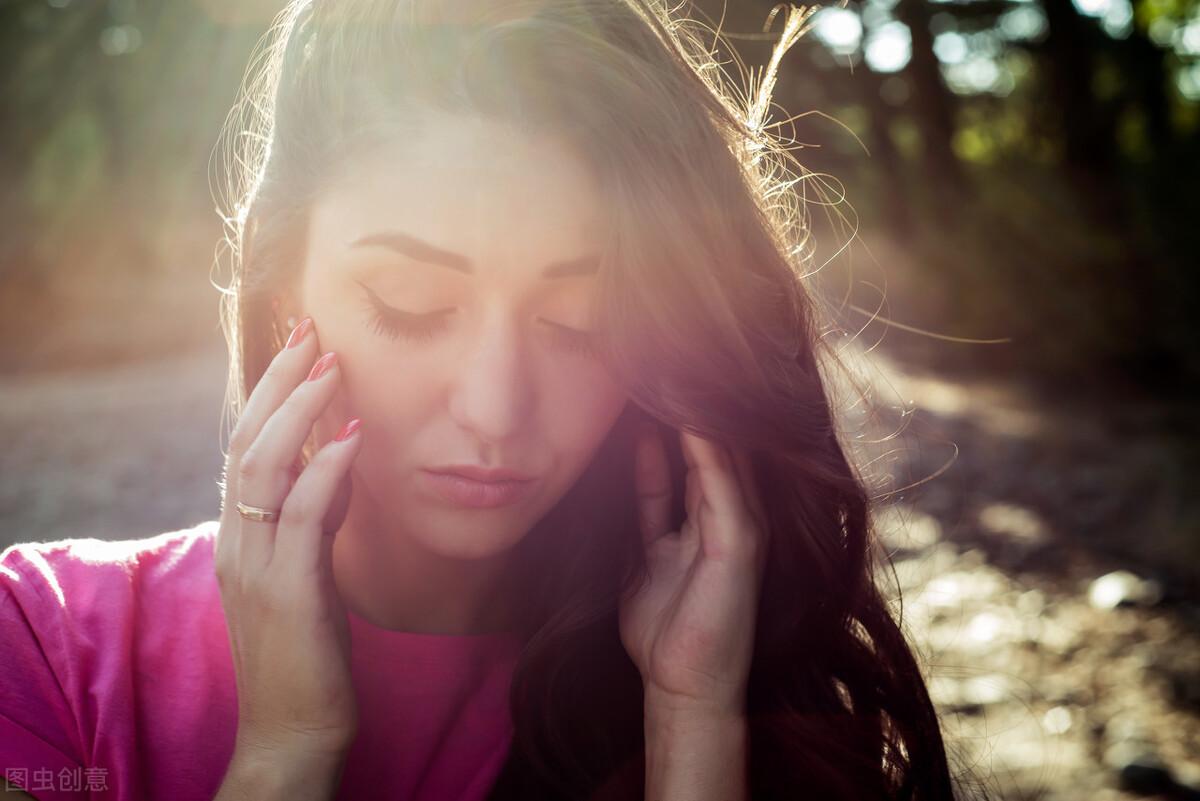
[271, 292, 303, 338]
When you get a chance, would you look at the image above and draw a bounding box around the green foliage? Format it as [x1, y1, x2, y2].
[0, 0, 1195, 395]
[29, 109, 108, 223]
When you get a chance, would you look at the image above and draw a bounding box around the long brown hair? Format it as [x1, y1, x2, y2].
[212, 1, 982, 798]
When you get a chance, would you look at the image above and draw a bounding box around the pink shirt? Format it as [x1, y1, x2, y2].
[0, 520, 522, 801]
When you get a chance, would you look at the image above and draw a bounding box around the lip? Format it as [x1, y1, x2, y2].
[426, 464, 535, 482]
[420, 467, 537, 509]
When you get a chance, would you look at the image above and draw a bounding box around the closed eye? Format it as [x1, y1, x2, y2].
[540, 318, 600, 357]
[357, 280, 453, 342]
[356, 279, 600, 358]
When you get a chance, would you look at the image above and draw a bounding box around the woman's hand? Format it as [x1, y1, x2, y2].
[618, 424, 770, 720]
[214, 317, 363, 764]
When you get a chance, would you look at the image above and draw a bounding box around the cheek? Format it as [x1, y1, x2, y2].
[326, 348, 436, 456]
[542, 362, 628, 458]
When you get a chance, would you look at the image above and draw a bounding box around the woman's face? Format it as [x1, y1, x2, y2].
[293, 113, 629, 560]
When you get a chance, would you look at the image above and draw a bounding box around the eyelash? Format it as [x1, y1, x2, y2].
[357, 282, 599, 358]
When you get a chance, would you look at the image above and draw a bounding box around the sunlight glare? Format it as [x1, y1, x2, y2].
[864, 21, 912, 73]
[813, 7, 864, 55]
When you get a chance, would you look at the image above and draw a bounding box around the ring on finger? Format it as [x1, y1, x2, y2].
[236, 501, 282, 524]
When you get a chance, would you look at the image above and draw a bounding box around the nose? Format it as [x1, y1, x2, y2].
[446, 311, 536, 446]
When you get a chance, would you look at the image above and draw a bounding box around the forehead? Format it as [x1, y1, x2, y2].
[308, 114, 605, 279]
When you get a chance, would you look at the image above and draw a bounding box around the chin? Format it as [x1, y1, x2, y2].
[404, 506, 532, 560]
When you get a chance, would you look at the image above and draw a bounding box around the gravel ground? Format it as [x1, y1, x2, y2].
[0, 343, 228, 549]
[1, 341, 1197, 800]
[855, 353, 1200, 800]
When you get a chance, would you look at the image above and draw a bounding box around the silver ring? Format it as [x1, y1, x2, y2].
[236, 501, 281, 524]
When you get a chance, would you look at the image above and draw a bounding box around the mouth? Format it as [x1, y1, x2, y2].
[419, 468, 537, 509]
[425, 464, 535, 482]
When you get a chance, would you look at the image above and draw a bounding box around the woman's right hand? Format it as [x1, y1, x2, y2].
[213, 316, 364, 766]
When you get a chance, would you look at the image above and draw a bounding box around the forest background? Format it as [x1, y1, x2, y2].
[2, 1, 1198, 796]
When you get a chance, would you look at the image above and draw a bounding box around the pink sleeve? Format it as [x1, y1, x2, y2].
[0, 544, 89, 801]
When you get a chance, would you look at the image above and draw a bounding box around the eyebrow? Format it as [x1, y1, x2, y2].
[348, 230, 600, 279]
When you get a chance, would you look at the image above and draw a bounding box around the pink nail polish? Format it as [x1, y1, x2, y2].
[307, 352, 338, 381]
[285, 317, 313, 349]
[334, 418, 361, 442]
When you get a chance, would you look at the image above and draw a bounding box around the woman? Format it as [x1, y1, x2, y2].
[0, 0, 973, 799]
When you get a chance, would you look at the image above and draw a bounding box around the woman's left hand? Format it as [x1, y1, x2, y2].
[618, 423, 770, 720]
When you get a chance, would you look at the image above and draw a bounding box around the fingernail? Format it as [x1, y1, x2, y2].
[307, 351, 338, 381]
[285, 316, 313, 349]
[334, 418, 361, 442]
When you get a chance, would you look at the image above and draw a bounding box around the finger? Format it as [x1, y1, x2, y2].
[685, 460, 702, 525]
[680, 429, 700, 523]
[236, 351, 340, 563]
[731, 448, 767, 533]
[680, 430, 755, 560]
[226, 317, 318, 470]
[269, 418, 362, 581]
[634, 422, 672, 545]
[221, 318, 318, 572]
[245, 353, 340, 495]
[680, 430, 743, 512]
[287, 458, 303, 492]
[731, 448, 770, 575]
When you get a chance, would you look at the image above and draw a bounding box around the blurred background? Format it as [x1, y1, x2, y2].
[0, 0, 1197, 798]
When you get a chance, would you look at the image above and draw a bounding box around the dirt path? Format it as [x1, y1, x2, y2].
[851, 352, 1200, 800]
[0, 343, 228, 551]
